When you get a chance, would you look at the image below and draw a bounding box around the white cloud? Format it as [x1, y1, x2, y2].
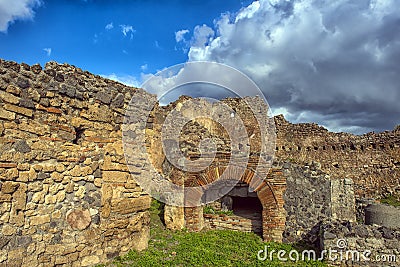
[101, 73, 141, 88]
[105, 22, 113, 30]
[43, 47, 51, 56]
[0, 0, 42, 33]
[120, 24, 135, 39]
[154, 40, 161, 49]
[191, 24, 214, 47]
[175, 29, 189, 42]
[234, 0, 260, 23]
[183, 0, 400, 133]
[93, 33, 98, 44]
[139, 62, 265, 107]
[141, 64, 148, 71]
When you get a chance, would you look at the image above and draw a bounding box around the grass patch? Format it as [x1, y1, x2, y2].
[203, 205, 234, 216]
[380, 194, 400, 207]
[104, 200, 326, 267]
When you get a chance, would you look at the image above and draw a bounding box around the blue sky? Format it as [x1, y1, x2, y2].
[1, 0, 400, 134]
[0, 0, 252, 81]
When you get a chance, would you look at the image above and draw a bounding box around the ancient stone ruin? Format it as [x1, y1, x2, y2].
[146, 79, 400, 265]
[0, 59, 399, 266]
[0, 60, 153, 266]
[148, 96, 399, 235]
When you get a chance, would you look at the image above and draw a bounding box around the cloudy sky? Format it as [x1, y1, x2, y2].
[0, 0, 399, 134]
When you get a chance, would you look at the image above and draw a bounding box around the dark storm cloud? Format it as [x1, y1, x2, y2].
[184, 0, 400, 134]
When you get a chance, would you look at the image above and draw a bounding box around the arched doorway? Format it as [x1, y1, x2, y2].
[185, 166, 287, 242]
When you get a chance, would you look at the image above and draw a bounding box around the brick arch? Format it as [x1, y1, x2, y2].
[193, 165, 286, 242]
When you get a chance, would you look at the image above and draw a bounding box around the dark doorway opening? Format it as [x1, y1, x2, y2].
[231, 196, 263, 235]
[232, 196, 263, 214]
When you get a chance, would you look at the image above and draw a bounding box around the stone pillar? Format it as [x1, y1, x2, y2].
[330, 178, 356, 222]
[164, 205, 185, 230]
[257, 172, 286, 242]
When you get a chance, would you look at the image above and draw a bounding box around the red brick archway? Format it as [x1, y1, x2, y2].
[185, 164, 286, 242]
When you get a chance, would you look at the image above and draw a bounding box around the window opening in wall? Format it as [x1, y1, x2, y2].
[73, 127, 85, 145]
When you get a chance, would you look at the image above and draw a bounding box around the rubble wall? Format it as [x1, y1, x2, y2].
[283, 163, 356, 247]
[0, 60, 153, 266]
[275, 115, 400, 199]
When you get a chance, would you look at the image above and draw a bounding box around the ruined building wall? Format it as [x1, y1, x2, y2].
[274, 115, 400, 199]
[151, 97, 400, 202]
[283, 162, 355, 247]
[147, 97, 286, 241]
[148, 96, 398, 242]
[320, 221, 400, 266]
[0, 60, 153, 266]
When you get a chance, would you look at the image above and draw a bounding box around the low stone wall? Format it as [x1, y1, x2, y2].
[204, 213, 262, 234]
[0, 60, 153, 266]
[320, 221, 400, 266]
[365, 203, 400, 229]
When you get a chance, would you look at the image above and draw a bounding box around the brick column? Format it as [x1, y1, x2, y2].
[257, 171, 286, 242]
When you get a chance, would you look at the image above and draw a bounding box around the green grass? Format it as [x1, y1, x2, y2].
[203, 205, 234, 216]
[103, 200, 326, 267]
[380, 194, 400, 207]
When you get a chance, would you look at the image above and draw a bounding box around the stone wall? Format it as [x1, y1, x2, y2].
[320, 221, 399, 266]
[151, 96, 400, 204]
[0, 60, 153, 266]
[275, 115, 400, 199]
[204, 213, 262, 234]
[283, 162, 356, 247]
[365, 203, 400, 229]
